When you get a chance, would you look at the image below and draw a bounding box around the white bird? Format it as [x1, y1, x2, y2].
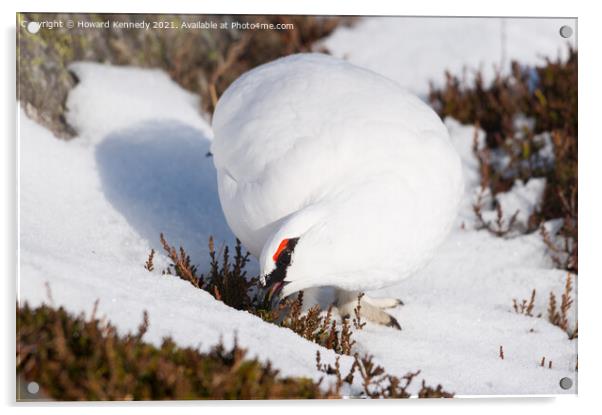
[211, 53, 463, 328]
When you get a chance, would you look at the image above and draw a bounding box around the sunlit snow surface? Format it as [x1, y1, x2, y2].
[19, 17, 577, 396]
[323, 17, 577, 97]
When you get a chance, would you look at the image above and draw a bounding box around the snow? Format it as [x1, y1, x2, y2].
[323, 17, 577, 97]
[482, 178, 547, 231]
[66, 63, 212, 142]
[18, 64, 348, 385]
[366, 146, 576, 394]
[19, 18, 577, 397]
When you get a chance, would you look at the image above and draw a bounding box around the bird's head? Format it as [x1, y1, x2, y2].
[260, 237, 299, 301]
[258, 205, 328, 301]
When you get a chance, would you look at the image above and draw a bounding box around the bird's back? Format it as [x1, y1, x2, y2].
[212, 54, 462, 285]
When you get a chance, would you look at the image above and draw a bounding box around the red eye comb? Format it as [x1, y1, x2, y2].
[272, 239, 289, 262]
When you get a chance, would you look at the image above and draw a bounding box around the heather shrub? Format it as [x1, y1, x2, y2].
[17, 302, 453, 400]
[511, 273, 577, 339]
[152, 234, 359, 355]
[315, 351, 454, 398]
[429, 47, 577, 272]
[17, 302, 333, 400]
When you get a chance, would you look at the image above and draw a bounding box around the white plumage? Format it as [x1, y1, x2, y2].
[212, 53, 462, 323]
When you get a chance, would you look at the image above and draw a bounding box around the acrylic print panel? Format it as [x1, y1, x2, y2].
[17, 13, 577, 400]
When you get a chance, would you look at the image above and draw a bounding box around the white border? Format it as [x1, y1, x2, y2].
[3, 1, 600, 414]
[6, 0, 581, 17]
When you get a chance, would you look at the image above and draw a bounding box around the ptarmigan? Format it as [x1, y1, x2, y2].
[212, 53, 463, 328]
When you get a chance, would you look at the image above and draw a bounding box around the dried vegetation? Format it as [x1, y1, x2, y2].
[430, 48, 577, 273]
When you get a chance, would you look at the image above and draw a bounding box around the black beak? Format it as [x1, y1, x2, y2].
[267, 280, 285, 302]
[263, 260, 288, 301]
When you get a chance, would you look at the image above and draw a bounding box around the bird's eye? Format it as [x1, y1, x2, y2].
[277, 249, 292, 267]
[272, 237, 299, 266]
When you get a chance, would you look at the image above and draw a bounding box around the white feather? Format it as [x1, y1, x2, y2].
[212, 53, 463, 296]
